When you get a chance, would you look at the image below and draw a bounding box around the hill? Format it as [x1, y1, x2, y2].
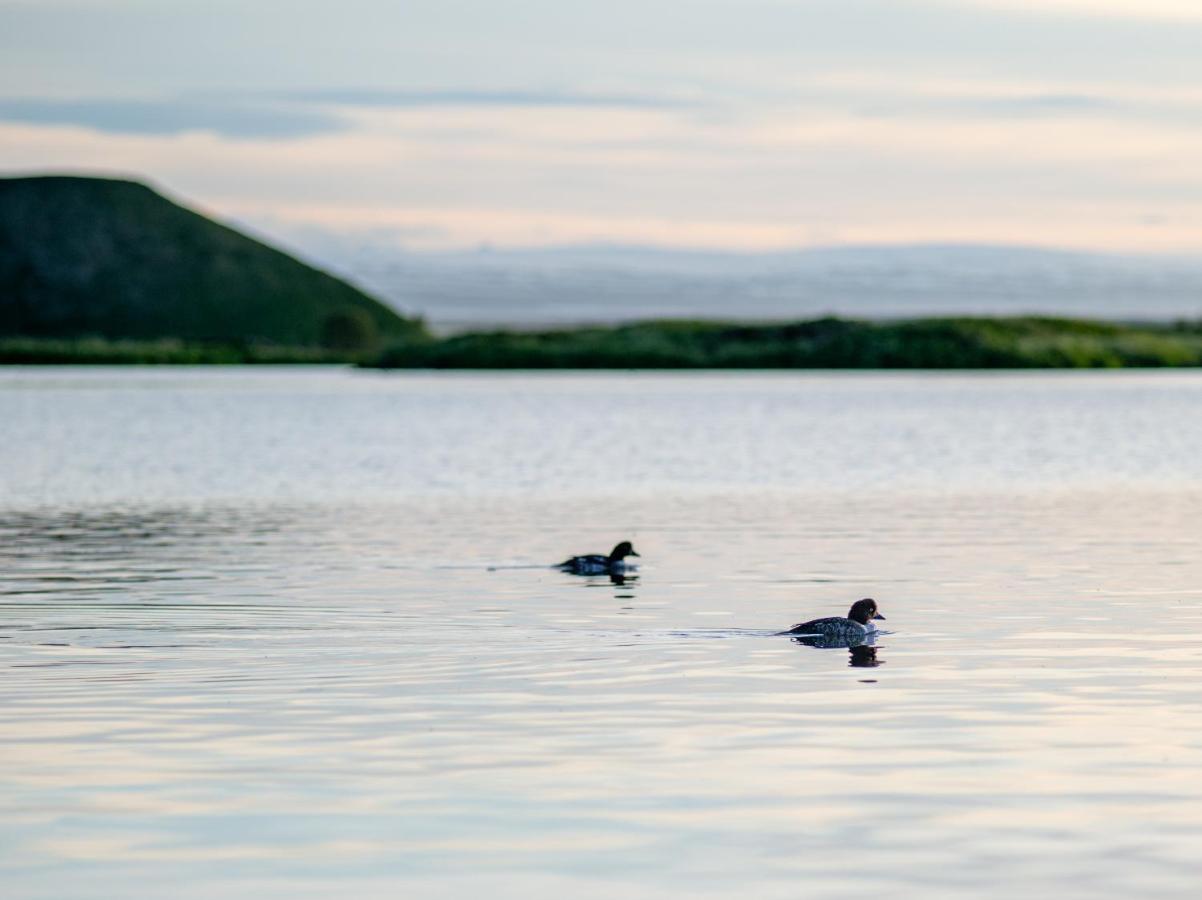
[0, 175, 422, 348]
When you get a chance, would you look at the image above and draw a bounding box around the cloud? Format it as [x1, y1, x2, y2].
[0, 97, 343, 139]
[951, 0, 1202, 22]
[5, 68, 1202, 254]
[931, 92, 1117, 117]
[275, 88, 695, 110]
[0, 89, 695, 140]
[5, 101, 1202, 254]
[780, 77, 1194, 127]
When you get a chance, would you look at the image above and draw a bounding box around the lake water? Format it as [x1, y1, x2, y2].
[4, 367, 1202, 899]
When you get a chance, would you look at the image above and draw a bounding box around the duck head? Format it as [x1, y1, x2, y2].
[847, 598, 884, 625]
[608, 541, 640, 562]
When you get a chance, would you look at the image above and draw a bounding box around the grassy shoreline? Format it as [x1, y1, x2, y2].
[366, 316, 1202, 370]
[0, 337, 361, 365]
[7, 316, 1202, 368]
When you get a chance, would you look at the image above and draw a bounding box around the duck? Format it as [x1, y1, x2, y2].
[781, 598, 885, 642]
[556, 541, 640, 575]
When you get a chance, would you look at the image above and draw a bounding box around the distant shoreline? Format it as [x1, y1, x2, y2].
[7, 315, 1202, 368]
[0, 337, 356, 365]
[365, 315, 1202, 370]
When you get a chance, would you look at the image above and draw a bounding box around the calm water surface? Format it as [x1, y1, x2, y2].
[4, 367, 1202, 898]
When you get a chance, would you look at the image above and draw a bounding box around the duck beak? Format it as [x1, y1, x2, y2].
[629, 550, 641, 557]
[873, 612, 885, 620]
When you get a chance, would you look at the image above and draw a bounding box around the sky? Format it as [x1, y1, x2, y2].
[2, 0, 1202, 252]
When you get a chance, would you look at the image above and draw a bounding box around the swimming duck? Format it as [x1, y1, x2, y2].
[556, 541, 640, 575]
[781, 598, 885, 641]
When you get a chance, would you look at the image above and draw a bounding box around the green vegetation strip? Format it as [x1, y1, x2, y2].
[366, 317, 1202, 369]
[0, 337, 360, 365]
[8, 317, 1202, 368]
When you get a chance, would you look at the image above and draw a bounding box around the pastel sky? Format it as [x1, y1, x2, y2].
[3, 0, 1202, 251]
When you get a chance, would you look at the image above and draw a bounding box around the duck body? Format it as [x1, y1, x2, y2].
[556, 540, 640, 575]
[781, 598, 885, 644]
[559, 554, 625, 575]
[785, 616, 875, 642]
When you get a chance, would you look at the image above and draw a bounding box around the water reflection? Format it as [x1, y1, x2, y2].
[582, 571, 639, 605]
[0, 506, 290, 558]
[10, 369, 1202, 900]
[849, 645, 882, 668]
[791, 633, 884, 667]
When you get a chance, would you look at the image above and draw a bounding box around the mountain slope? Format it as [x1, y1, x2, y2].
[0, 175, 421, 345]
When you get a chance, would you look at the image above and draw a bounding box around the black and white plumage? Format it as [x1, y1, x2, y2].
[781, 598, 885, 643]
[556, 540, 640, 575]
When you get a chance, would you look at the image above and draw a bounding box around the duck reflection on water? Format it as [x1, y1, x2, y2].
[848, 644, 881, 668]
[790, 633, 883, 668]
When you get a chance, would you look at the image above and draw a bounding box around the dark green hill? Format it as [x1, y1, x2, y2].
[0, 175, 422, 347]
